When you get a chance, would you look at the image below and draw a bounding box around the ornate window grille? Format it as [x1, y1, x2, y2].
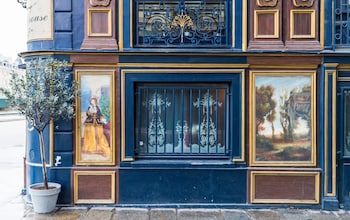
[335, 0, 350, 46]
[135, 83, 229, 157]
[135, 0, 230, 48]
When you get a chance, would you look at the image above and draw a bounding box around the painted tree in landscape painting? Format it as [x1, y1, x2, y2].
[255, 85, 277, 140]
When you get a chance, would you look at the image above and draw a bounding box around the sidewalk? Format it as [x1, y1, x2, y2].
[0, 109, 24, 122]
[16, 200, 350, 220]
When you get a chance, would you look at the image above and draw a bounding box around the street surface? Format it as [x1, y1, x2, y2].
[0, 113, 27, 219]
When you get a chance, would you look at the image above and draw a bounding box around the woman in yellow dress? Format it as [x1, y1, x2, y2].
[82, 97, 110, 157]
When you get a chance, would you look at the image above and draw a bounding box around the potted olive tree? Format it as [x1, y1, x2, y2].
[0, 57, 79, 213]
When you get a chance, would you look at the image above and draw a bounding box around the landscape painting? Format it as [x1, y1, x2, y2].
[250, 71, 316, 166]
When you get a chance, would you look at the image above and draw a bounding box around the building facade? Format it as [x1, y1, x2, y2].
[22, 0, 350, 210]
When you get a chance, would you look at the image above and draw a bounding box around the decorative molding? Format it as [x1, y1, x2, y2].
[90, 0, 111, 7]
[293, 0, 315, 7]
[256, 0, 278, 7]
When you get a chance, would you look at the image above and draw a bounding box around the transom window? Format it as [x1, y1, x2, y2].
[135, 84, 229, 157]
[134, 0, 230, 48]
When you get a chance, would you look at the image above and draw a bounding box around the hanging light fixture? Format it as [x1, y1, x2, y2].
[17, 0, 27, 8]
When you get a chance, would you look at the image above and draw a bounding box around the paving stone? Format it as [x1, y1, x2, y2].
[114, 208, 149, 220]
[178, 208, 224, 220]
[305, 210, 340, 220]
[278, 208, 310, 220]
[150, 208, 177, 220]
[84, 208, 114, 220]
[247, 209, 287, 220]
[221, 209, 250, 220]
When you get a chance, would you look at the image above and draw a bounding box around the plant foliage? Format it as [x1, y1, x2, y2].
[0, 57, 80, 189]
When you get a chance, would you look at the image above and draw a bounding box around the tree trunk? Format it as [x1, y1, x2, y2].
[39, 130, 49, 189]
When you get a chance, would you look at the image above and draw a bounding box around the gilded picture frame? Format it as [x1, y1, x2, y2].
[249, 70, 316, 166]
[75, 70, 115, 165]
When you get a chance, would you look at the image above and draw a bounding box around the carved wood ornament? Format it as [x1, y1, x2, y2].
[292, 0, 315, 7]
[256, 0, 278, 7]
[90, 0, 111, 7]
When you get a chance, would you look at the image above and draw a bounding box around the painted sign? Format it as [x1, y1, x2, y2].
[27, 0, 53, 41]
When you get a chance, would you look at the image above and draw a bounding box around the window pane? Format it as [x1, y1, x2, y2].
[135, 84, 228, 157]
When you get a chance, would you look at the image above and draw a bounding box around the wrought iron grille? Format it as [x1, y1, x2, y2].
[135, 84, 229, 157]
[135, 0, 230, 47]
[335, 0, 350, 46]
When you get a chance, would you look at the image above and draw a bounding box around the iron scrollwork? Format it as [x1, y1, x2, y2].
[136, 0, 228, 47]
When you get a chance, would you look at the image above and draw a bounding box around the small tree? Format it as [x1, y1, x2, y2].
[0, 57, 79, 189]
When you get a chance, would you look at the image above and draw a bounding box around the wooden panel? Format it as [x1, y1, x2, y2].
[78, 175, 112, 199]
[254, 10, 279, 38]
[81, 0, 118, 50]
[248, 0, 283, 50]
[73, 170, 116, 204]
[290, 10, 315, 38]
[250, 171, 320, 204]
[247, 56, 322, 66]
[90, 10, 111, 36]
[284, 0, 321, 50]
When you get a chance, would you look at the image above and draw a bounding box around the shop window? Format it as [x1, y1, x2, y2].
[334, 0, 350, 47]
[135, 84, 228, 157]
[134, 0, 231, 48]
[122, 71, 243, 161]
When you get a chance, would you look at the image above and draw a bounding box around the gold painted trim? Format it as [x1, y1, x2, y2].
[290, 10, 316, 39]
[232, 0, 235, 48]
[248, 64, 318, 69]
[73, 170, 116, 204]
[75, 69, 116, 165]
[242, 0, 247, 51]
[324, 70, 337, 197]
[250, 170, 320, 204]
[118, 63, 249, 68]
[320, 0, 324, 47]
[121, 69, 245, 162]
[87, 9, 113, 37]
[324, 63, 339, 68]
[233, 69, 245, 162]
[249, 70, 317, 167]
[254, 10, 279, 39]
[119, 0, 124, 51]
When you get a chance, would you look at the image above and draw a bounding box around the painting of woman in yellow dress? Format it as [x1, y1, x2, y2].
[82, 97, 110, 158]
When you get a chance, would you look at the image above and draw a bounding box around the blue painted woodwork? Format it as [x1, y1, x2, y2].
[119, 168, 246, 204]
[124, 72, 243, 161]
[51, 168, 72, 204]
[21, 0, 350, 210]
[54, 132, 73, 152]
